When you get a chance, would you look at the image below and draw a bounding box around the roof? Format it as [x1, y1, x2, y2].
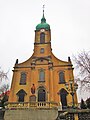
[36, 10, 50, 30]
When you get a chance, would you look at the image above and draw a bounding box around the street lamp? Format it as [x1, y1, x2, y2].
[65, 80, 78, 108]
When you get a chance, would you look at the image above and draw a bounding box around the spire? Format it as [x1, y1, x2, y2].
[43, 5, 45, 18]
[41, 5, 46, 23]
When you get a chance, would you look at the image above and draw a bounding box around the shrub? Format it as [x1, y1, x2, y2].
[86, 98, 90, 109]
[80, 99, 87, 109]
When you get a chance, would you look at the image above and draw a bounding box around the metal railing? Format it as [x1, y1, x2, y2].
[5, 101, 59, 109]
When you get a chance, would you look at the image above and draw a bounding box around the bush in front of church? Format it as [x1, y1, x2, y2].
[80, 99, 87, 109]
[86, 98, 90, 109]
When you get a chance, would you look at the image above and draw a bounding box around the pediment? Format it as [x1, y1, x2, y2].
[31, 56, 52, 65]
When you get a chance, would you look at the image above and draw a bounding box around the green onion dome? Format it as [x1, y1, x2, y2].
[36, 12, 50, 31]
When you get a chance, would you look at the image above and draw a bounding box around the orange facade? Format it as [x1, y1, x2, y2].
[8, 12, 78, 108]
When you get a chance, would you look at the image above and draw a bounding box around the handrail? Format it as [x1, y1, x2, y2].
[5, 101, 59, 109]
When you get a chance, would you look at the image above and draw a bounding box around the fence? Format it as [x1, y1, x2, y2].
[57, 109, 90, 120]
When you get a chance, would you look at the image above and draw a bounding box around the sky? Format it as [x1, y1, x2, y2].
[0, 0, 90, 101]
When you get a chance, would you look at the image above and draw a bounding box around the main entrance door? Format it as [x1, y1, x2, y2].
[38, 88, 46, 102]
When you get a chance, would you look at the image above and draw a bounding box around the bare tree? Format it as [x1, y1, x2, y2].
[0, 67, 8, 82]
[0, 68, 10, 108]
[0, 67, 9, 95]
[0, 84, 9, 94]
[73, 50, 90, 91]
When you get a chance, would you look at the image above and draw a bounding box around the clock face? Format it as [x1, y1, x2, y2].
[40, 29, 45, 32]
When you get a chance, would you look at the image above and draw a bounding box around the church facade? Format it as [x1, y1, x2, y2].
[8, 11, 78, 109]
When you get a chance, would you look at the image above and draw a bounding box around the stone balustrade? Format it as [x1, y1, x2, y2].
[5, 101, 59, 109]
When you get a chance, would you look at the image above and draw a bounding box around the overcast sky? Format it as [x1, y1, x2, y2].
[0, 0, 90, 100]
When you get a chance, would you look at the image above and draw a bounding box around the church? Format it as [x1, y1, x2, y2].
[8, 9, 78, 109]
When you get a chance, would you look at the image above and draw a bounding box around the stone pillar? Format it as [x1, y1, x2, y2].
[74, 114, 78, 120]
[31, 61, 36, 84]
[49, 64, 54, 101]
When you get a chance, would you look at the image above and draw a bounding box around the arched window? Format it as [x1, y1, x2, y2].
[60, 89, 68, 109]
[39, 69, 45, 82]
[38, 87, 46, 102]
[20, 72, 27, 85]
[59, 71, 65, 83]
[16, 89, 27, 102]
[40, 33, 45, 43]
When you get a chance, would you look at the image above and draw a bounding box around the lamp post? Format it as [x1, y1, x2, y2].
[65, 80, 78, 108]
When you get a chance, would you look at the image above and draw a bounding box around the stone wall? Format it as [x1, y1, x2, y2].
[4, 108, 58, 120]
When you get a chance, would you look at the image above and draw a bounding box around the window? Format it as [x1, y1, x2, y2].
[60, 89, 68, 109]
[59, 71, 65, 83]
[38, 87, 46, 102]
[39, 69, 45, 82]
[40, 48, 44, 53]
[20, 72, 27, 85]
[40, 33, 45, 43]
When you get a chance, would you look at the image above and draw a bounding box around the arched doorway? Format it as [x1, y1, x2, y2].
[60, 89, 68, 109]
[16, 89, 27, 102]
[38, 87, 46, 102]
